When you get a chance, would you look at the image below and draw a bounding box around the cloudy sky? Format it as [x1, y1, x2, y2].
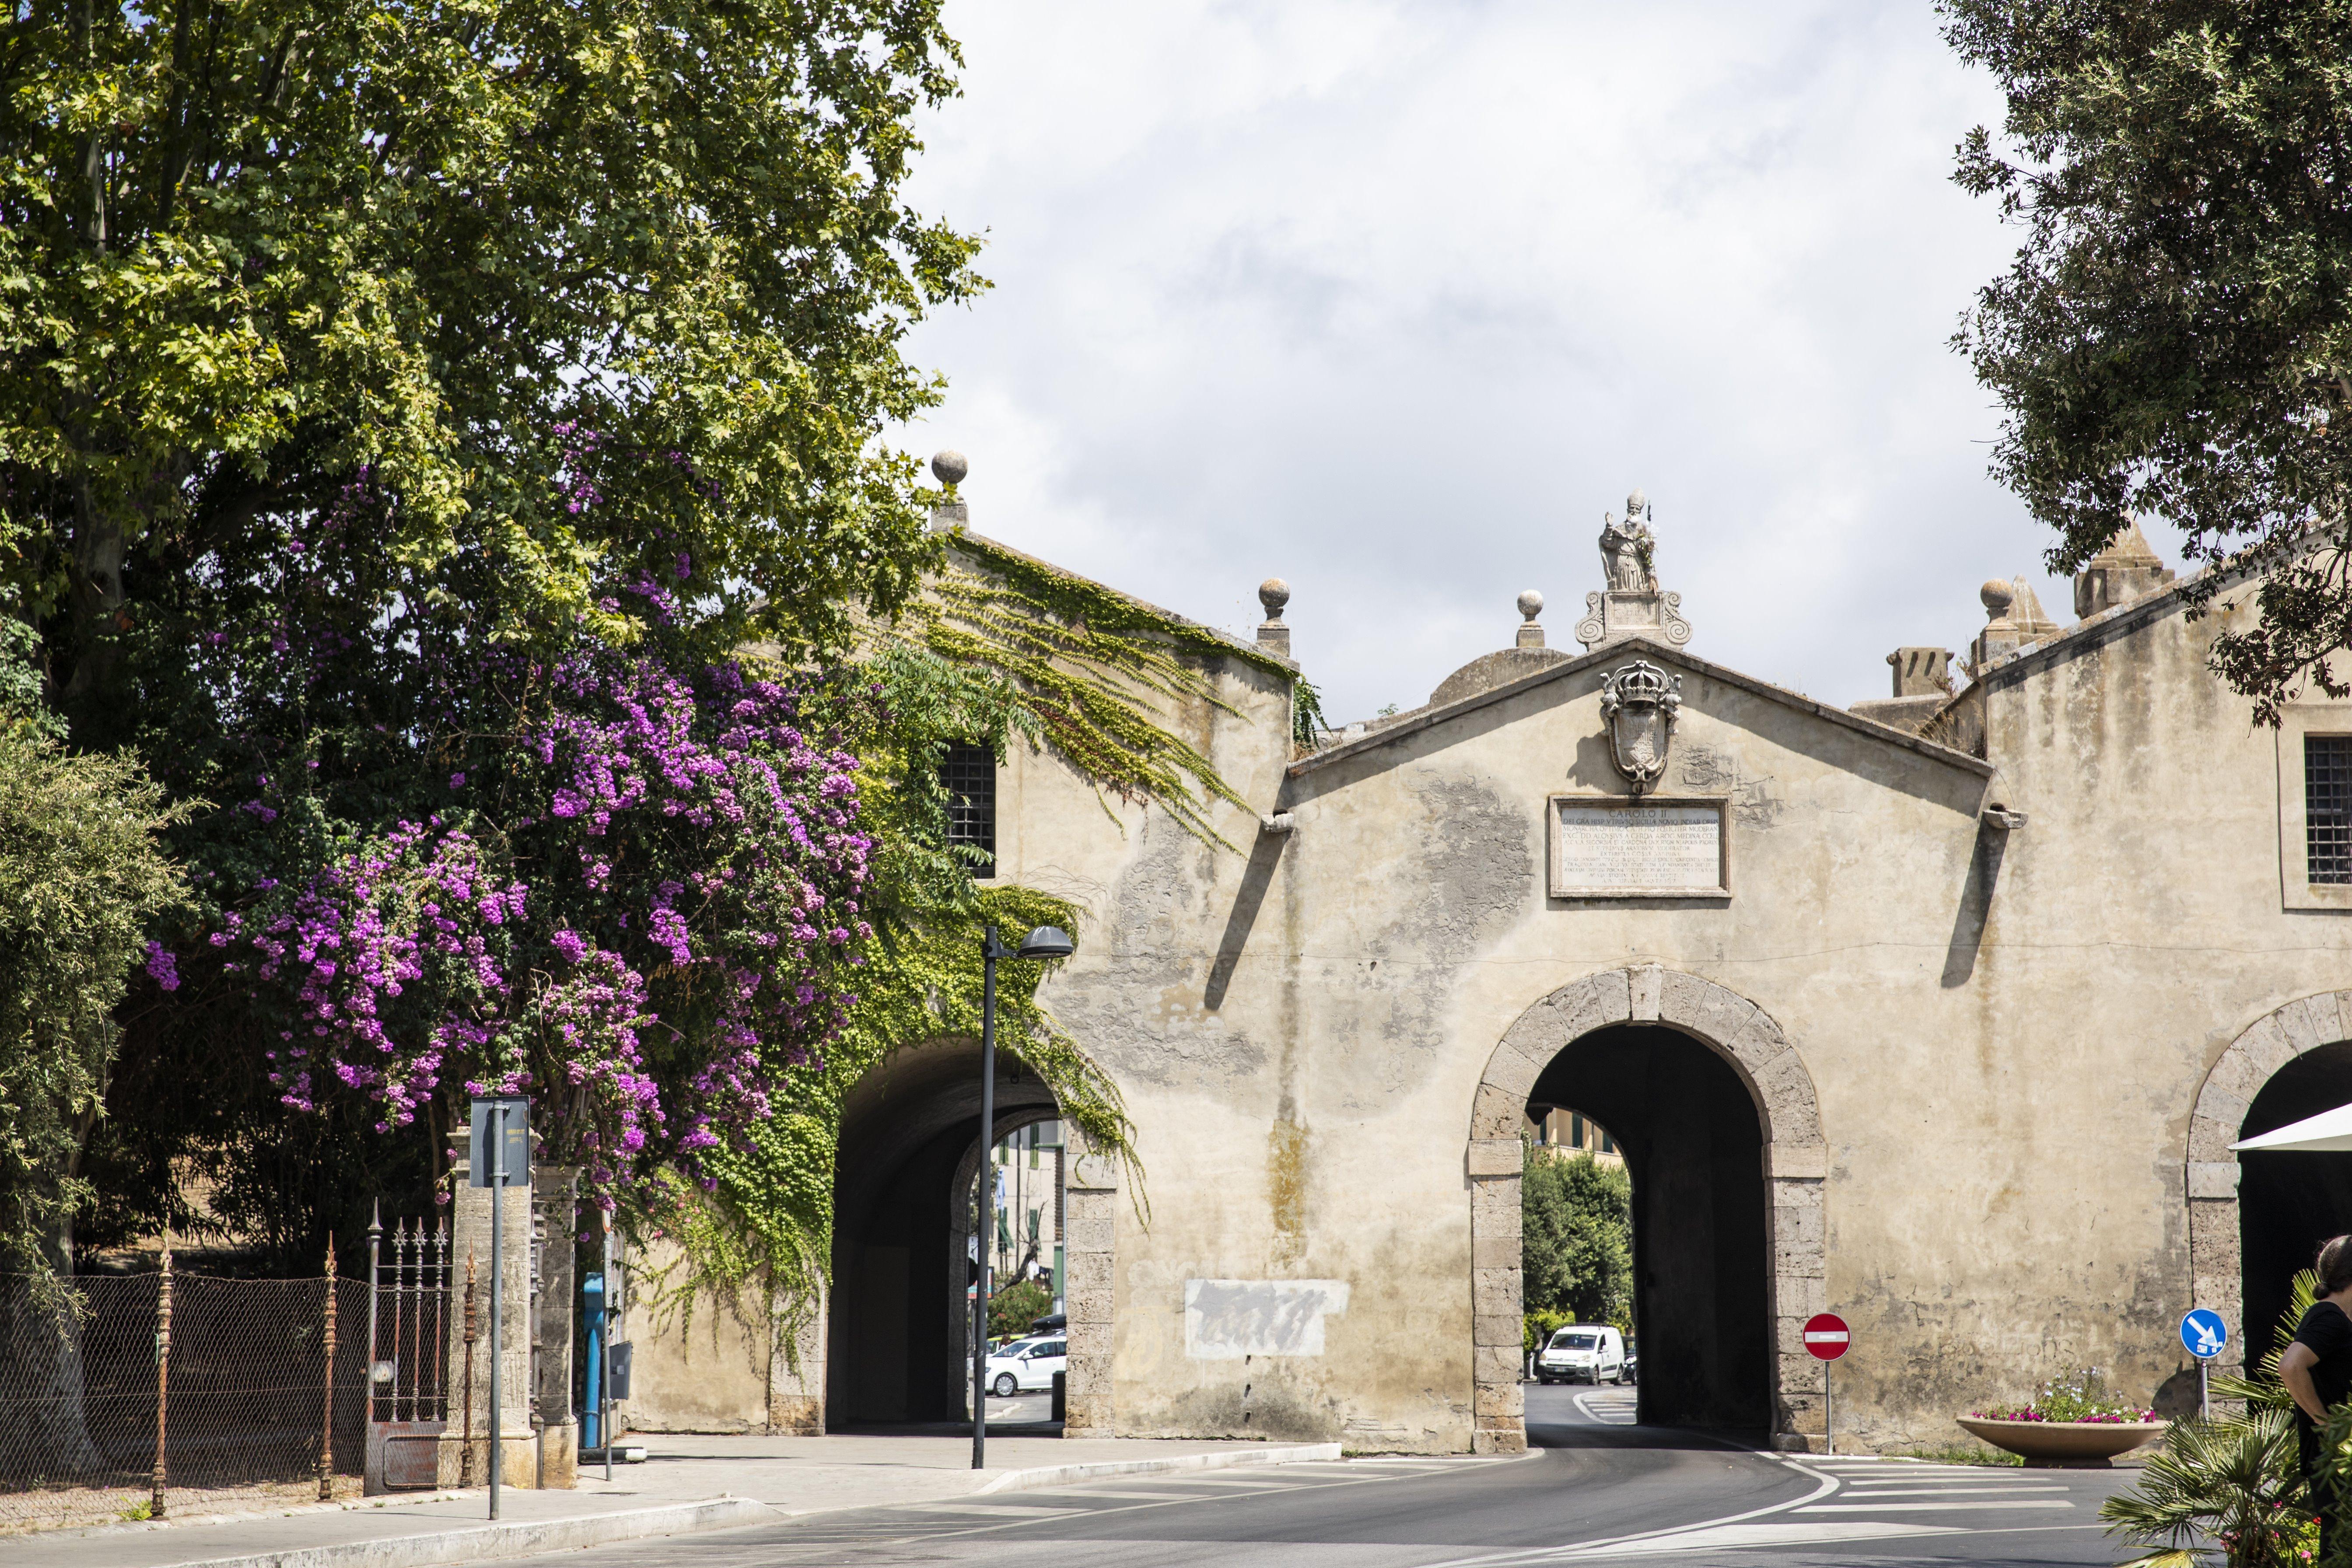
[896, 0, 2174, 722]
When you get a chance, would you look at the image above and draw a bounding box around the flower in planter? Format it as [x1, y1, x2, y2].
[1972, 1366, 2157, 1424]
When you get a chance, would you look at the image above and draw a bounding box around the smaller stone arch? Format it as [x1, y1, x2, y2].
[2186, 990, 2352, 1380]
[1464, 965, 1829, 1452]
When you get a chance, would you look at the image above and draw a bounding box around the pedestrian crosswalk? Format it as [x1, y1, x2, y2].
[1520, 1455, 2101, 1561]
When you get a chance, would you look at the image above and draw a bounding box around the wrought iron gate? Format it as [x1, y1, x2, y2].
[362, 1208, 453, 1494]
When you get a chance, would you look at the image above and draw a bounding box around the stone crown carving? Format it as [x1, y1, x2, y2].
[1599, 659, 1681, 795]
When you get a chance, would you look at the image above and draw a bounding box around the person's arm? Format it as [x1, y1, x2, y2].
[2284, 1341, 2329, 1423]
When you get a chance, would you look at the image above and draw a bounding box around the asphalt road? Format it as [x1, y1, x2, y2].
[552, 1383, 2148, 1567]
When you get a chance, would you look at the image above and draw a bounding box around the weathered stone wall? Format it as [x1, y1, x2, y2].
[986, 574, 2352, 1453]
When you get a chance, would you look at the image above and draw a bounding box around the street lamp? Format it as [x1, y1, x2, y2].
[973, 923, 1074, 1470]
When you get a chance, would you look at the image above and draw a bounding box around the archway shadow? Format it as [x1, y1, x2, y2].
[828, 1040, 1060, 1429]
[1527, 1024, 1771, 1432]
[2241, 1040, 2352, 1360]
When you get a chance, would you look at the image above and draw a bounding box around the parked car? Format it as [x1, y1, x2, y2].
[985, 1334, 1068, 1396]
[1029, 1312, 1067, 1335]
[1534, 1325, 1626, 1384]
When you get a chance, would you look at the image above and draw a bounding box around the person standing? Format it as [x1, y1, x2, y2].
[2281, 1235, 2352, 1555]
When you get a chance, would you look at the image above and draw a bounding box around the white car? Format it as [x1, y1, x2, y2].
[985, 1335, 1068, 1396]
[1535, 1325, 1627, 1384]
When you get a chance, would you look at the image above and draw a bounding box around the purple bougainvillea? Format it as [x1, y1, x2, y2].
[203, 648, 873, 1213]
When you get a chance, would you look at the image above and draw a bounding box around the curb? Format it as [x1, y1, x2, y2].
[86, 1442, 1347, 1568]
[975, 1440, 1343, 1494]
[143, 1497, 780, 1568]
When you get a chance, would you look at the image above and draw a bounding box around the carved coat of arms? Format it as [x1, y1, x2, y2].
[1599, 660, 1681, 796]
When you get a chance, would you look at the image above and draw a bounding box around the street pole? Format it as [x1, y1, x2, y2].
[2199, 1358, 2209, 1423]
[973, 926, 1000, 1470]
[1824, 1360, 1833, 1457]
[489, 1101, 503, 1522]
[602, 1216, 614, 1481]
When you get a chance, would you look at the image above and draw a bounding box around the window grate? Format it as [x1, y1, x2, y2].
[2309, 736, 2352, 885]
[942, 742, 997, 879]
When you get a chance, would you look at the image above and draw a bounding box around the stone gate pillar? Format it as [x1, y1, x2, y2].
[444, 1161, 536, 1487]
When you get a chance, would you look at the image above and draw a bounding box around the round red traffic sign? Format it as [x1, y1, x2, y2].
[1804, 1312, 1851, 1361]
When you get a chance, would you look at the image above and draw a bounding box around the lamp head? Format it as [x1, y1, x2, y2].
[1016, 925, 1075, 961]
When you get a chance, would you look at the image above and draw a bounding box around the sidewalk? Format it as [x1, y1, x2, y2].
[1, 1431, 1344, 1568]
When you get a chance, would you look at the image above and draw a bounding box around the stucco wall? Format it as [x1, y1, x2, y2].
[988, 579, 2352, 1453]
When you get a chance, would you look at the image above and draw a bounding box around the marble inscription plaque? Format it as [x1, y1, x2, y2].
[1548, 798, 1727, 897]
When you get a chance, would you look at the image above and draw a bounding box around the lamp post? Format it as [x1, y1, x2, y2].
[973, 923, 1074, 1471]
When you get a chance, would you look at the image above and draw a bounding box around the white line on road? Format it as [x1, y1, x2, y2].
[1415, 1456, 1845, 1568]
[1798, 1499, 2076, 1512]
[1838, 1485, 2069, 1496]
[1545, 1520, 1965, 1557]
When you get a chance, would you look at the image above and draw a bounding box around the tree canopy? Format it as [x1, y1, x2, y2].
[1521, 1144, 1632, 1331]
[1942, 0, 2352, 719]
[1, 0, 981, 735]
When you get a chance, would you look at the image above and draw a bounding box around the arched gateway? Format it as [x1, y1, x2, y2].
[2188, 990, 2352, 1381]
[1466, 965, 1827, 1452]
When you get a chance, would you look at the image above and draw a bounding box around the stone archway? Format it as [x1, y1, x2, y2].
[1466, 965, 1828, 1453]
[2187, 990, 2352, 1381]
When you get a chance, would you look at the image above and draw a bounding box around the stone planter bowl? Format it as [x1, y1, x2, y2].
[1955, 1416, 2169, 1466]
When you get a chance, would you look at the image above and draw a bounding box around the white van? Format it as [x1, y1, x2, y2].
[1534, 1324, 1626, 1384]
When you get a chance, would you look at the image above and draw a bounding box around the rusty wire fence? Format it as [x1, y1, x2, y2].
[0, 1264, 369, 1533]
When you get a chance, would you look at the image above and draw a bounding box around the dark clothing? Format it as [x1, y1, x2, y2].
[2295, 1300, 2352, 1553]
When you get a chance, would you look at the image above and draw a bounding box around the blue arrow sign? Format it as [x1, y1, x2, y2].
[2181, 1308, 2228, 1360]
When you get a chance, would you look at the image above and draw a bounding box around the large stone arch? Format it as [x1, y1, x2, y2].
[826, 1033, 1122, 1435]
[2186, 990, 2352, 1380]
[1465, 965, 1829, 1452]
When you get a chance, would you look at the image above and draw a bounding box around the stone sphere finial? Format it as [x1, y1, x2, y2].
[931, 448, 969, 488]
[1517, 590, 1544, 623]
[1258, 578, 1291, 620]
[1980, 578, 2016, 618]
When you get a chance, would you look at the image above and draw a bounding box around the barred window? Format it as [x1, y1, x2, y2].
[942, 742, 997, 879]
[2309, 736, 2352, 885]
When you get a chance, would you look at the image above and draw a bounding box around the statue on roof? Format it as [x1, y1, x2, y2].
[1599, 490, 1656, 594]
[1578, 488, 1690, 652]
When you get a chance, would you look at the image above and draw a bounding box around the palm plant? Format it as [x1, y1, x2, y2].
[2103, 1271, 2321, 1568]
[2102, 1410, 2310, 1567]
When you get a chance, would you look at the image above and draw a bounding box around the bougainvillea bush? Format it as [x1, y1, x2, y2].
[190, 645, 875, 1218]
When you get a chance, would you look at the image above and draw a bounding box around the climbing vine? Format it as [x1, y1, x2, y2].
[892, 534, 1302, 846]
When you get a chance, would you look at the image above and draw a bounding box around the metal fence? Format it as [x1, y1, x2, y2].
[0, 1259, 368, 1533]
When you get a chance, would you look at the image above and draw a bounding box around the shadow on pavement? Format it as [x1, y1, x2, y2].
[1527, 1418, 1772, 1453]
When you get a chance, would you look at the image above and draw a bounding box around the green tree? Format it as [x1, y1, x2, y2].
[988, 1278, 1052, 1343]
[1521, 1144, 1632, 1330]
[0, 0, 980, 732]
[0, 630, 184, 1282]
[1942, 0, 2352, 720]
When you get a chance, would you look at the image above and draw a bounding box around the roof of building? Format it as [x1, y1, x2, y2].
[1287, 634, 1996, 780]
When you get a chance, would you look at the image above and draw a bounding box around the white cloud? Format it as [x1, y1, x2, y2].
[897, 0, 2163, 721]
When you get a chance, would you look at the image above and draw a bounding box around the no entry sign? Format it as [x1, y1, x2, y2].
[1804, 1312, 1851, 1361]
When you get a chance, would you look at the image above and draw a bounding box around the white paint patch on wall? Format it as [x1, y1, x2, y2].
[1183, 1279, 1351, 1359]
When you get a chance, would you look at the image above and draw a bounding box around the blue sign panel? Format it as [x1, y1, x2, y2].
[2181, 1308, 2228, 1360]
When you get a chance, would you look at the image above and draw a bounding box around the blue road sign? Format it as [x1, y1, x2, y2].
[2181, 1307, 2228, 1360]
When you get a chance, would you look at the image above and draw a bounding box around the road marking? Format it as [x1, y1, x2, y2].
[1798, 1498, 2076, 1512]
[1840, 1485, 2069, 1496]
[1547, 1519, 1964, 1556]
[1416, 1456, 1844, 1567]
[908, 1503, 1085, 1516]
[1572, 1390, 1638, 1426]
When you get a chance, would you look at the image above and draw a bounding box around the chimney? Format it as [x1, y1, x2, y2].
[928, 449, 969, 533]
[1257, 579, 1292, 654]
[2073, 522, 2174, 617]
[1886, 647, 1952, 698]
